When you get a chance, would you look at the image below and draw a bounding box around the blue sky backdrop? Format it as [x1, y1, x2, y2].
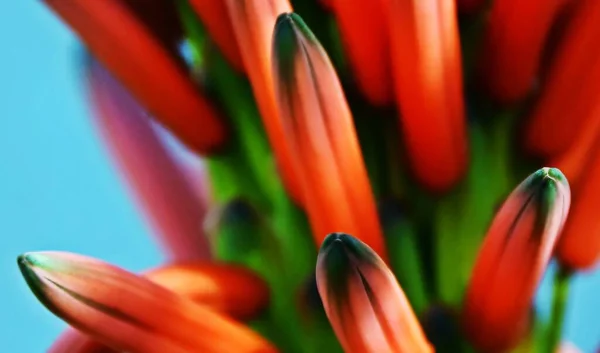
[0, 2, 598, 352]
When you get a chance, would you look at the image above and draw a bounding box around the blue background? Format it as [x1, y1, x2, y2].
[0, 2, 598, 352]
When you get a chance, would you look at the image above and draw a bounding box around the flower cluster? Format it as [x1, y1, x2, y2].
[18, 0, 600, 352]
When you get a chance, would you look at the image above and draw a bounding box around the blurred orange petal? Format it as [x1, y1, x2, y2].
[272, 13, 386, 257]
[552, 104, 600, 188]
[224, 0, 303, 202]
[86, 59, 211, 261]
[463, 168, 571, 351]
[385, 0, 468, 192]
[316, 233, 432, 353]
[525, 0, 600, 157]
[145, 263, 269, 320]
[556, 118, 600, 269]
[480, 0, 567, 102]
[329, 0, 393, 105]
[189, 0, 244, 71]
[19, 252, 277, 353]
[44, 0, 226, 154]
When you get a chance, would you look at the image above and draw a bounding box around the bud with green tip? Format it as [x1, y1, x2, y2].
[462, 168, 571, 352]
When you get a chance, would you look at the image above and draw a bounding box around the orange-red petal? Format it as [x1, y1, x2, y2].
[525, 0, 600, 157]
[19, 252, 277, 353]
[384, 0, 468, 192]
[555, 123, 600, 269]
[272, 13, 386, 258]
[479, 0, 567, 103]
[316, 233, 433, 353]
[145, 263, 269, 320]
[44, 0, 226, 154]
[329, 0, 393, 105]
[188, 0, 244, 71]
[462, 168, 570, 351]
[48, 262, 270, 353]
[224, 0, 303, 202]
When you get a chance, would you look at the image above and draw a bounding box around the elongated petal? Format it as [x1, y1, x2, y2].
[44, 0, 226, 154]
[384, 0, 467, 191]
[329, 0, 392, 104]
[224, 0, 303, 201]
[87, 58, 210, 261]
[49, 263, 270, 353]
[479, 0, 567, 102]
[316, 233, 433, 353]
[272, 13, 386, 257]
[551, 105, 600, 189]
[188, 0, 244, 71]
[556, 124, 600, 269]
[551, 105, 600, 269]
[19, 252, 277, 353]
[525, 0, 600, 157]
[462, 168, 571, 351]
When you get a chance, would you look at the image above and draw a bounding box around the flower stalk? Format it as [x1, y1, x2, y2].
[546, 267, 573, 353]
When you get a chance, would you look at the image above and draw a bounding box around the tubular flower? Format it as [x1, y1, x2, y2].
[479, 0, 569, 103]
[462, 168, 571, 351]
[383, 0, 468, 192]
[48, 263, 269, 352]
[18, 252, 276, 353]
[17, 1, 600, 353]
[44, 0, 226, 154]
[271, 13, 385, 256]
[316, 233, 432, 353]
[525, 0, 600, 158]
[552, 103, 600, 270]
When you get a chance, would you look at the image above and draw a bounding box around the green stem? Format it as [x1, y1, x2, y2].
[546, 266, 572, 353]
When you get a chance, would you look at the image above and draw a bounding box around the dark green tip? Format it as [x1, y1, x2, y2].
[319, 233, 376, 261]
[273, 12, 320, 84]
[17, 254, 33, 279]
[524, 168, 567, 207]
[318, 233, 378, 299]
[519, 168, 569, 237]
[16, 253, 59, 315]
[274, 12, 317, 45]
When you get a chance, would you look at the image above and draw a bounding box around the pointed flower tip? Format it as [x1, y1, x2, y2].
[317, 233, 379, 298]
[273, 12, 315, 43]
[18, 251, 70, 281]
[318, 232, 378, 268]
[17, 251, 83, 319]
[272, 12, 318, 82]
[316, 233, 432, 353]
[522, 167, 571, 227]
[17, 253, 38, 290]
